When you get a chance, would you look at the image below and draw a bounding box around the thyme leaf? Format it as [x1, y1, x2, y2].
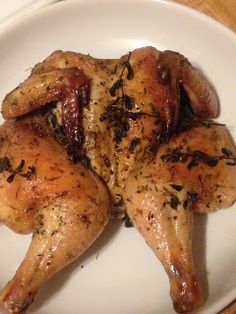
[109, 79, 123, 97]
[21, 166, 36, 180]
[170, 194, 180, 210]
[123, 52, 134, 80]
[170, 184, 183, 192]
[100, 106, 144, 143]
[122, 211, 134, 228]
[161, 148, 236, 168]
[124, 95, 134, 110]
[164, 188, 180, 210]
[0, 157, 11, 172]
[7, 174, 16, 183]
[0, 157, 36, 183]
[226, 161, 236, 166]
[45, 111, 67, 147]
[221, 147, 233, 157]
[15, 160, 25, 172]
[183, 191, 198, 209]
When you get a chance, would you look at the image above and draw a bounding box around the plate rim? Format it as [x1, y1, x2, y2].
[0, 0, 235, 44]
[0, 1, 235, 314]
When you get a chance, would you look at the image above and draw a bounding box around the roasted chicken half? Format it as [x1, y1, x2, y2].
[0, 47, 235, 313]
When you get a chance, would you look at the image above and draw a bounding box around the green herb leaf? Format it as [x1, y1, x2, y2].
[0, 157, 10, 172]
[109, 79, 123, 97]
[7, 174, 16, 183]
[221, 147, 233, 157]
[183, 191, 198, 209]
[170, 184, 183, 192]
[124, 95, 133, 110]
[122, 211, 134, 228]
[124, 60, 134, 80]
[15, 160, 25, 172]
[170, 194, 180, 210]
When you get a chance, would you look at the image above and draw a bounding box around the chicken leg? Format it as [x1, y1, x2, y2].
[124, 159, 203, 313]
[124, 124, 236, 313]
[0, 116, 110, 313]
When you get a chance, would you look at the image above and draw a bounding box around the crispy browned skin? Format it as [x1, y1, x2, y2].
[0, 47, 235, 313]
[0, 117, 110, 313]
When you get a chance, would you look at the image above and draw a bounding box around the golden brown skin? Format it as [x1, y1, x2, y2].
[159, 125, 236, 213]
[0, 116, 110, 313]
[20, 50, 118, 187]
[0, 47, 235, 313]
[159, 50, 218, 119]
[124, 125, 236, 313]
[1, 68, 90, 120]
[1, 47, 218, 191]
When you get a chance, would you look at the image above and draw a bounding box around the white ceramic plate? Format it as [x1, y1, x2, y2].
[0, 0, 54, 26]
[0, 1, 236, 313]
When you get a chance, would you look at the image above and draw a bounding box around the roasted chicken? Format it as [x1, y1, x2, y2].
[0, 47, 235, 313]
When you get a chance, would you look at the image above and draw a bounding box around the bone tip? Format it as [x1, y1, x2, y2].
[173, 291, 205, 313]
